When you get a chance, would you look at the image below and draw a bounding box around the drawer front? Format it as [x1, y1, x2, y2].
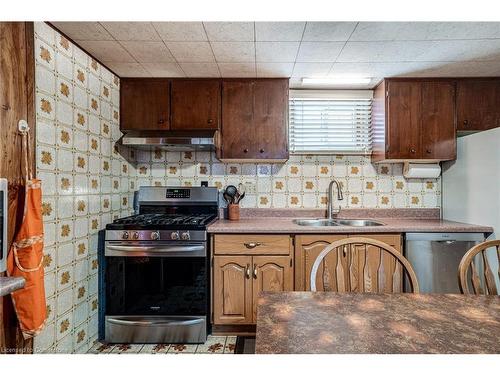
[214, 235, 291, 255]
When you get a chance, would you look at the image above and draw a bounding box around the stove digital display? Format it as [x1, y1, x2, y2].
[166, 189, 190, 199]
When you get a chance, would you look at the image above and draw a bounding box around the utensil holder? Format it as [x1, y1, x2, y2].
[228, 204, 240, 221]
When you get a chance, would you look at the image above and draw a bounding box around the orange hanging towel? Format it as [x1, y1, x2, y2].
[7, 179, 47, 338]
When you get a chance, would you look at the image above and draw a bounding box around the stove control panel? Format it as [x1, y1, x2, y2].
[106, 230, 206, 242]
[166, 188, 190, 199]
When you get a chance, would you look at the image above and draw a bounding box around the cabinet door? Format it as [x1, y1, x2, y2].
[221, 80, 254, 159]
[386, 81, 421, 159]
[171, 80, 220, 130]
[120, 79, 170, 131]
[252, 256, 293, 322]
[294, 235, 348, 291]
[213, 256, 252, 325]
[252, 79, 289, 160]
[457, 80, 500, 131]
[421, 81, 456, 160]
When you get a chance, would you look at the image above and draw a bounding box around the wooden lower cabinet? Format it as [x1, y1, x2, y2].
[252, 256, 293, 321]
[213, 256, 253, 325]
[294, 234, 402, 291]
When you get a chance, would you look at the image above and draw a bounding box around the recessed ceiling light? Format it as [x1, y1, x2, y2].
[302, 77, 372, 85]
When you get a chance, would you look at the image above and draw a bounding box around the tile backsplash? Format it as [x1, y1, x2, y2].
[132, 151, 441, 209]
[33, 22, 132, 353]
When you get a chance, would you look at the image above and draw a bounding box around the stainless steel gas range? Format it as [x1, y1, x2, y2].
[99, 186, 218, 344]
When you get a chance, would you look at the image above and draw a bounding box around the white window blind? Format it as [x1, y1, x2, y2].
[289, 90, 373, 155]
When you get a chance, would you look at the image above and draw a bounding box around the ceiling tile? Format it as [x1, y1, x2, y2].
[77, 40, 135, 63]
[329, 62, 425, 78]
[120, 41, 174, 63]
[256, 42, 300, 62]
[351, 22, 500, 41]
[165, 42, 215, 62]
[152, 22, 207, 41]
[211, 42, 255, 63]
[338, 40, 500, 63]
[100, 22, 160, 41]
[105, 62, 151, 77]
[180, 63, 220, 77]
[302, 22, 358, 41]
[51, 22, 113, 41]
[256, 63, 294, 77]
[255, 22, 306, 41]
[291, 62, 332, 77]
[218, 63, 256, 77]
[403, 61, 500, 77]
[142, 63, 185, 77]
[204, 22, 254, 41]
[296, 42, 345, 62]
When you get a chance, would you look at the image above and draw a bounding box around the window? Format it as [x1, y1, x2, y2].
[289, 90, 373, 155]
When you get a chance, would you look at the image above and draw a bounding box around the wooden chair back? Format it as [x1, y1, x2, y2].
[310, 237, 419, 293]
[458, 240, 500, 295]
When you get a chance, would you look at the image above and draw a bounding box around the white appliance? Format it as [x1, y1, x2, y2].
[442, 127, 500, 240]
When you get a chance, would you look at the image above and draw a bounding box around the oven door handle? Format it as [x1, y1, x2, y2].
[107, 317, 205, 327]
[105, 244, 205, 257]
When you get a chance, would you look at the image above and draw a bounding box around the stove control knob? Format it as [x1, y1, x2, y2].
[170, 231, 180, 240]
[132, 232, 140, 240]
[122, 231, 129, 240]
[151, 231, 161, 240]
[181, 232, 190, 240]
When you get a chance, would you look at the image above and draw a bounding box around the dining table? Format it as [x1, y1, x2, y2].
[255, 292, 500, 354]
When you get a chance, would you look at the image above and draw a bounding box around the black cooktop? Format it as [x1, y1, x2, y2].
[106, 213, 218, 230]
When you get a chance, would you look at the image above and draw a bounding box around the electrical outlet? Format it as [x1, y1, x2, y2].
[244, 181, 257, 194]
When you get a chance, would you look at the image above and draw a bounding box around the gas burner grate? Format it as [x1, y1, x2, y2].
[113, 213, 216, 227]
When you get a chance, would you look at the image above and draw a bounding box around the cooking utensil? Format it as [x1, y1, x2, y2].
[224, 185, 238, 205]
[223, 192, 233, 204]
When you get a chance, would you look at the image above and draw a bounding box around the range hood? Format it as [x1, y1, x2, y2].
[119, 130, 218, 151]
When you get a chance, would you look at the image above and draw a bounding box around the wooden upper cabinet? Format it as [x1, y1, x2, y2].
[221, 79, 289, 162]
[171, 80, 221, 130]
[457, 79, 500, 131]
[421, 81, 456, 160]
[386, 81, 422, 159]
[120, 79, 170, 131]
[372, 79, 456, 162]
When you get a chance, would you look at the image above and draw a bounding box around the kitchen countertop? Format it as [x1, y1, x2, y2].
[208, 217, 493, 234]
[255, 292, 500, 354]
[0, 276, 25, 297]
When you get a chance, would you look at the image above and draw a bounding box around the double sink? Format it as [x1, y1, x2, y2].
[293, 218, 385, 227]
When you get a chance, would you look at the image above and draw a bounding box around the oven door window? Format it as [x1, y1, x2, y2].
[106, 256, 207, 316]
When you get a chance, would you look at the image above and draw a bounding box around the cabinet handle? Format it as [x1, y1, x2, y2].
[245, 264, 250, 279]
[410, 148, 416, 154]
[259, 149, 264, 153]
[253, 265, 257, 279]
[463, 120, 469, 126]
[243, 148, 249, 153]
[207, 119, 213, 124]
[244, 242, 261, 249]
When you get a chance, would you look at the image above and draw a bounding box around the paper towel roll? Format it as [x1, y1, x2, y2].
[403, 162, 441, 178]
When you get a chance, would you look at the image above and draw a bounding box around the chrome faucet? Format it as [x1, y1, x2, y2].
[327, 179, 344, 219]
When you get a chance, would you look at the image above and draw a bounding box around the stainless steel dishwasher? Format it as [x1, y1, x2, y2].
[404, 233, 485, 293]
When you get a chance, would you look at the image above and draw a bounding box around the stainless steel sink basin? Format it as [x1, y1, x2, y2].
[292, 219, 342, 227]
[293, 218, 385, 227]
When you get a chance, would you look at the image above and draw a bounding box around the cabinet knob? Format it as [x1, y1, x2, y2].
[243, 148, 248, 153]
[426, 149, 432, 154]
[463, 120, 469, 126]
[158, 119, 164, 124]
[410, 148, 416, 154]
[259, 149, 264, 154]
[207, 119, 213, 124]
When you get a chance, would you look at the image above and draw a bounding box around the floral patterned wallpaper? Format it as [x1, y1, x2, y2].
[33, 22, 134, 353]
[132, 150, 441, 209]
